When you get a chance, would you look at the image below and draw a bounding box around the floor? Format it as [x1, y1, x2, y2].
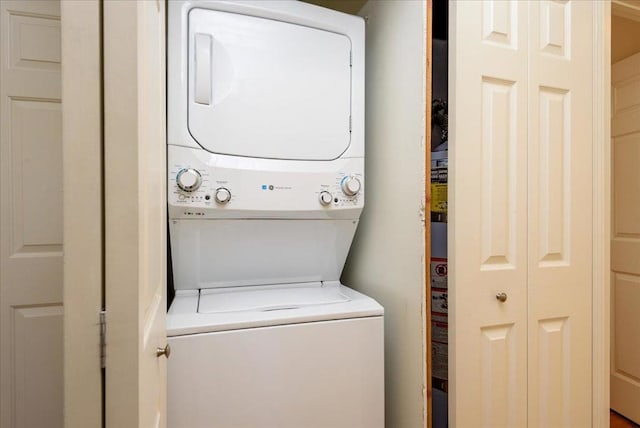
[611, 410, 640, 428]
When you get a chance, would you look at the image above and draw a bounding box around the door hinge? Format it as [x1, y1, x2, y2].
[100, 310, 106, 368]
[349, 51, 352, 67]
[349, 115, 352, 132]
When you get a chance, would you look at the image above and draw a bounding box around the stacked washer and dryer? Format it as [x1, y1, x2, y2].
[166, 1, 384, 427]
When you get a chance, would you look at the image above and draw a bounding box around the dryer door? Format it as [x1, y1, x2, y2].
[188, 9, 352, 161]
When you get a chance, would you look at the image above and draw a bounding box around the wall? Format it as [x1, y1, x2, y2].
[612, 15, 640, 63]
[341, 1, 427, 427]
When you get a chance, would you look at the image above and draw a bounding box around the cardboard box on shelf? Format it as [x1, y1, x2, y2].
[431, 289, 448, 316]
[432, 312, 447, 324]
[430, 258, 447, 289]
[432, 320, 448, 344]
[430, 153, 448, 223]
[432, 340, 448, 381]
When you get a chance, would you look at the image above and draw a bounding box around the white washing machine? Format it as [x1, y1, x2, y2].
[166, 1, 384, 427]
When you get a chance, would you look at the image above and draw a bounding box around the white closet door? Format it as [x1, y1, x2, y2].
[527, 2, 593, 426]
[449, 1, 528, 426]
[104, 1, 168, 427]
[611, 51, 640, 425]
[451, 1, 595, 426]
[0, 1, 63, 427]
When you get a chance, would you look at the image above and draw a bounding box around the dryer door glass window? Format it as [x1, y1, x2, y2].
[188, 9, 352, 161]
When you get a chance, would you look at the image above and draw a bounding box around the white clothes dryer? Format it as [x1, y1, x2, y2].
[166, 1, 383, 427]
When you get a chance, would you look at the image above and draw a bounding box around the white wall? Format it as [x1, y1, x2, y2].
[341, 1, 427, 427]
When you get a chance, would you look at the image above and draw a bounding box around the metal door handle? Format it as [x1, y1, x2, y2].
[496, 292, 507, 303]
[156, 344, 171, 358]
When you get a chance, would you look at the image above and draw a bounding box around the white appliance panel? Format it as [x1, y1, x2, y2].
[170, 219, 357, 289]
[188, 8, 352, 161]
[167, 316, 384, 428]
[168, 1, 365, 159]
[168, 145, 364, 220]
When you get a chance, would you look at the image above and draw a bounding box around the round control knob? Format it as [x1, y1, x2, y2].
[341, 176, 361, 197]
[215, 187, 231, 204]
[176, 168, 202, 192]
[319, 191, 333, 206]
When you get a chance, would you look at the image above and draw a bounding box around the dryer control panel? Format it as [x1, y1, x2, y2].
[168, 145, 364, 220]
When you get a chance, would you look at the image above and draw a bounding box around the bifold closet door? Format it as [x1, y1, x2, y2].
[450, 1, 594, 426]
[449, 0, 528, 426]
[527, 2, 593, 427]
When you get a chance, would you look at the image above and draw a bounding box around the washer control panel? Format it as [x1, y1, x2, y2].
[168, 148, 364, 218]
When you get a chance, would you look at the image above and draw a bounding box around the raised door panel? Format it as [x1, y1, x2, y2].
[4, 2, 60, 98]
[611, 51, 640, 424]
[536, 87, 569, 266]
[479, 324, 520, 427]
[450, 0, 527, 425]
[536, 317, 571, 426]
[0, 1, 63, 427]
[10, 98, 62, 253]
[9, 12, 61, 71]
[13, 305, 63, 428]
[480, 77, 518, 269]
[527, 1, 593, 426]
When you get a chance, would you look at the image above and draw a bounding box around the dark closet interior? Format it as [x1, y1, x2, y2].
[431, 1, 448, 427]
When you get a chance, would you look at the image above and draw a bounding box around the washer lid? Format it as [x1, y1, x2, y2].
[198, 282, 350, 314]
[188, 8, 352, 161]
[167, 283, 384, 336]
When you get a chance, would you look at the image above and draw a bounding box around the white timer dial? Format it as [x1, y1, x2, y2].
[176, 168, 202, 192]
[341, 176, 361, 197]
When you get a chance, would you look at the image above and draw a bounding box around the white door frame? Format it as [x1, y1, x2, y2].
[593, 1, 611, 427]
